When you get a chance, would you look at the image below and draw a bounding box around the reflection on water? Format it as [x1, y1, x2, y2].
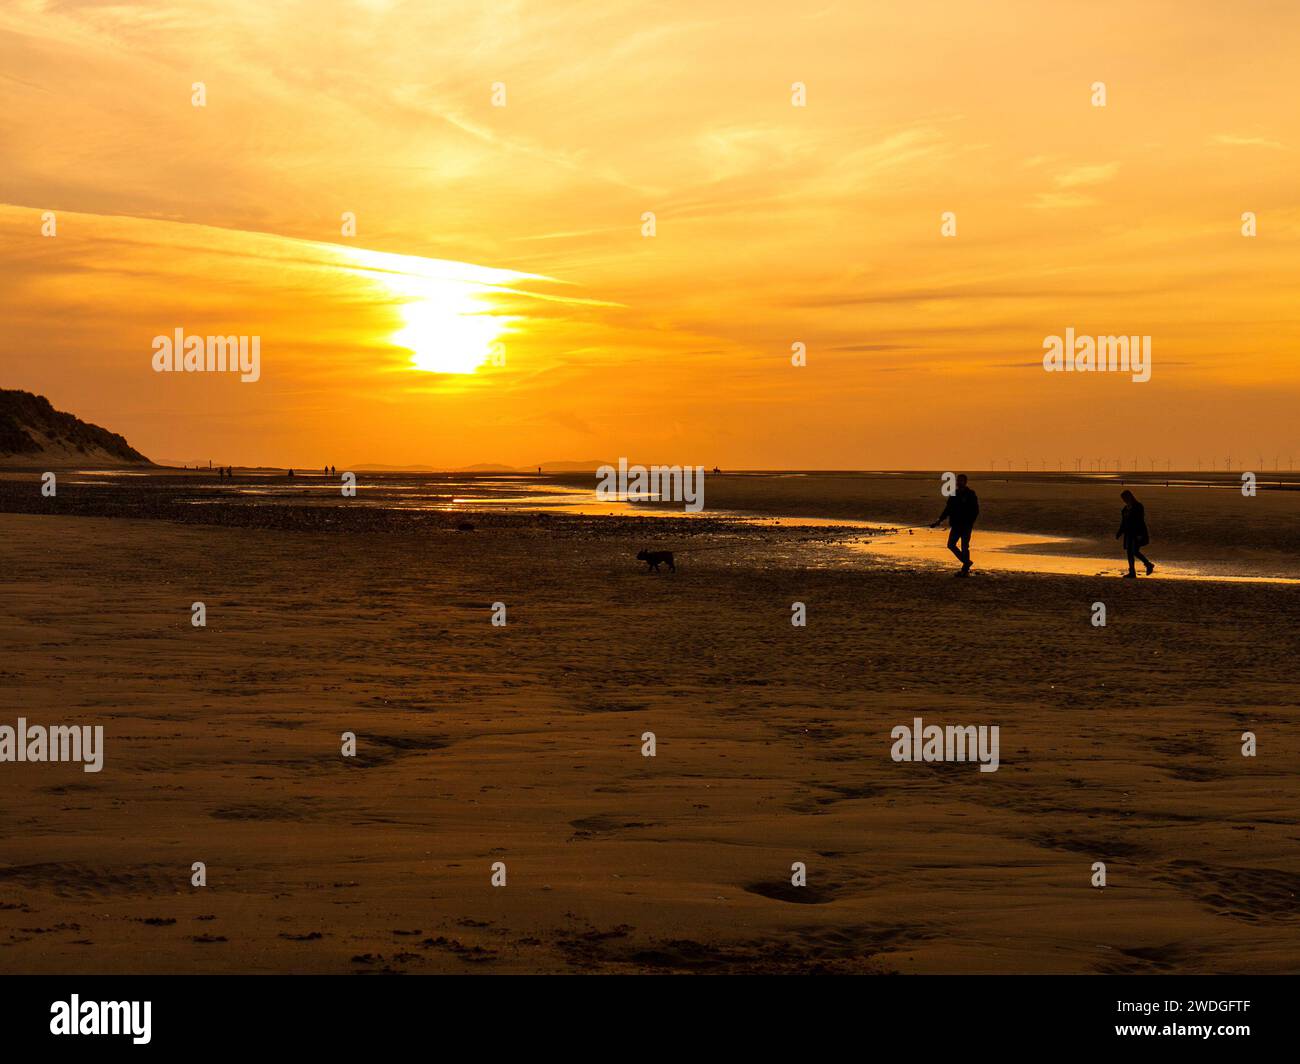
[840, 526, 1300, 584]
[178, 474, 696, 518]
[71, 469, 1300, 584]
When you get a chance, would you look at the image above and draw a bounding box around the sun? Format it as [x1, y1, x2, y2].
[394, 287, 508, 375]
[339, 244, 537, 377]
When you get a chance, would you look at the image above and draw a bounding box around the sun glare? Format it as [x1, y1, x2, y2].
[339, 245, 536, 376]
[394, 287, 509, 375]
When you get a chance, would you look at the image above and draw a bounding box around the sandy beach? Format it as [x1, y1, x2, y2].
[2, 472, 1298, 974]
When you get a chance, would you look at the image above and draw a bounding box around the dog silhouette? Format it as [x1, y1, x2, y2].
[636, 549, 675, 573]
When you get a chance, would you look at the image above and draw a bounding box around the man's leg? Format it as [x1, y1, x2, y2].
[946, 527, 965, 565]
[959, 530, 972, 570]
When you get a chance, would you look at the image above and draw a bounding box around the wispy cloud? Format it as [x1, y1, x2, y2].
[1053, 163, 1120, 189]
[1211, 134, 1286, 150]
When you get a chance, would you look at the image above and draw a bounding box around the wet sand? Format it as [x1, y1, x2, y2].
[551, 471, 1300, 580]
[1, 475, 1299, 974]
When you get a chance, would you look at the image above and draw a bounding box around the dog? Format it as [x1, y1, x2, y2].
[636, 548, 675, 573]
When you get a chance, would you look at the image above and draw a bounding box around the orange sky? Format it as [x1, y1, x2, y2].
[2, 0, 1299, 468]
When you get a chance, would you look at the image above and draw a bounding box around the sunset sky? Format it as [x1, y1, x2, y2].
[2, 0, 1299, 468]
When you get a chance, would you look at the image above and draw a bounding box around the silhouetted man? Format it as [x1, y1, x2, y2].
[931, 473, 979, 576]
[1116, 489, 1154, 577]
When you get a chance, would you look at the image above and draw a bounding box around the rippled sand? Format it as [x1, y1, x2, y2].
[1, 473, 1298, 973]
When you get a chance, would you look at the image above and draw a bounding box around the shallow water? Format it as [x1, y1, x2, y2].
[837, 525, 1300, 584]
[65, 468, 1300, 583]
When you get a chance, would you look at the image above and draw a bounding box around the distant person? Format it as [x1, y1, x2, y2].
[288, 468, 294, 477]
[1116, 489, 1154, 577]
[930, 473, 980, 576]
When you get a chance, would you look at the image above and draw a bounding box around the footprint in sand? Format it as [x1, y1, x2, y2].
[743, 881, 841, 905]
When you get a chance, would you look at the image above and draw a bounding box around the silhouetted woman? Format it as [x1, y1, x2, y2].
[1116, 489, 1154, 577]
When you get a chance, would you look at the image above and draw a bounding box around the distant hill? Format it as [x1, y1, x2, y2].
[0, 389, 151, 466]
